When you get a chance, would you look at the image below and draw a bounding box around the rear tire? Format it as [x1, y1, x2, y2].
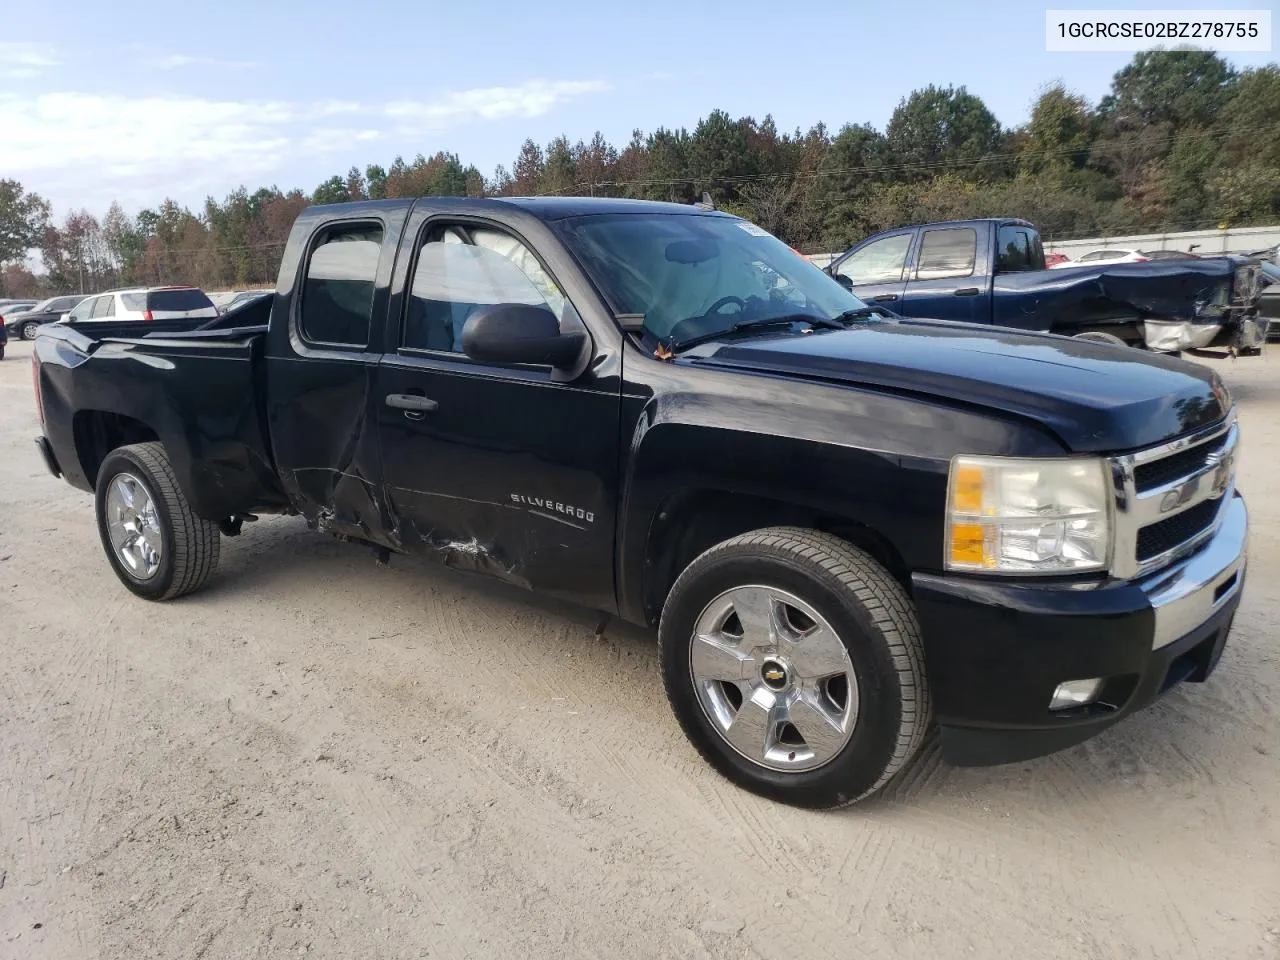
[659, 527, 930, 808]
[95, 442, 220, 601]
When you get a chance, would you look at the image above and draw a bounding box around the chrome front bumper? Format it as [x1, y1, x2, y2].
[1142, 492, 1247, 650]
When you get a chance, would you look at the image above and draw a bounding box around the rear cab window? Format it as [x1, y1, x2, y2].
[300, 223, 384, 347]
[147, 289, 215, 313]
[996, 225, 1039, 273]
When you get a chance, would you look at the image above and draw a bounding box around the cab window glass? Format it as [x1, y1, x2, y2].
[301, 223, 383, 346]
[916, 228, 977, 280]
[403, 224, 582, 357]
[836, 234, 911, 285]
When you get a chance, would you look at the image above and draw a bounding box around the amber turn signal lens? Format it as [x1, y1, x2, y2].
[952, 464, 985, 514]
[949, 523, 989, 567]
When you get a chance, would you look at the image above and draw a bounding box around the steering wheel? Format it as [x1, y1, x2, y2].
[706, 295, 746, 315]
[663, 296, 753, 344]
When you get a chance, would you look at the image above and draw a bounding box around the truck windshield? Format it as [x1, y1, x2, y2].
[556, 213, 870, 342]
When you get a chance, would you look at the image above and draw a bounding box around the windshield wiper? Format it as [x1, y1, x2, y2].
[667, 315, 844, 354]
[832, 306, 893, 322]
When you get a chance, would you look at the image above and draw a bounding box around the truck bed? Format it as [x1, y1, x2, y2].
[33, 319, 287, 520]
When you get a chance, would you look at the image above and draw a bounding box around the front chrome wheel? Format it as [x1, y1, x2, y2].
[689, 585, 858, 773]
[105, 472, 163, 580]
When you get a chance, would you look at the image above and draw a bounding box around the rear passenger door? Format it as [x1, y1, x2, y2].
[899, 226, 987, 323]
[264, 205, 413, 545]
[829, 230, 913, 307]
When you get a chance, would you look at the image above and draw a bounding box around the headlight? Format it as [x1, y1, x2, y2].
[945, 456, 1111, 574]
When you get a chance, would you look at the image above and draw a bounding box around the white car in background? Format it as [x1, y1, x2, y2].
[63, 286, 219, 324]
[1048, 248, 1150, 269]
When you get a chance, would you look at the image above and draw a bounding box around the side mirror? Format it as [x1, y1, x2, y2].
[460, 303, 585, 368]
[831, 272, 854, 292]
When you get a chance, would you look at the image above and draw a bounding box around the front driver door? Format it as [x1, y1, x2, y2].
[374, 212, 620, 612]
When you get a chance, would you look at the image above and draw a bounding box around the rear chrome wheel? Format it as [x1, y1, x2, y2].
[95, 442, 221, 600]
[690, 585, 857, 772]
[105, 473, 164, 580]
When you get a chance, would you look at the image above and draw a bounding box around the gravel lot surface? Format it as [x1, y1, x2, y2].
[1, 339, 1277, 960]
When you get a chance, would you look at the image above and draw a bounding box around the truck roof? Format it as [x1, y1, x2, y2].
[895, 217, 1036, 231]
[309, 196, 734, 222]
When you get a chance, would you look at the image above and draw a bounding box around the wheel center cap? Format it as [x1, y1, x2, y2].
[760, 658, 789, 691]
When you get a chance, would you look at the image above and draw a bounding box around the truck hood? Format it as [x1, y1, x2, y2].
[694, 319, 1228, 453]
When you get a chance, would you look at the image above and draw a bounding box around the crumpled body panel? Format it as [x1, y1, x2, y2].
[992, 258, 1258, 349]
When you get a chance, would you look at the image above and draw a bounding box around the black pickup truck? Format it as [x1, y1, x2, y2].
[32, 197, 1249, 808]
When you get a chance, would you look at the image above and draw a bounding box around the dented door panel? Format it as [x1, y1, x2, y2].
[264, 201, 412, 541]
[375, 354, 620, 611]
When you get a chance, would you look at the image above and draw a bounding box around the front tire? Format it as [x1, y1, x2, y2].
[95, 442, 221, 600]
[21, 321, 40, 340]
[660, 527, 930, 808]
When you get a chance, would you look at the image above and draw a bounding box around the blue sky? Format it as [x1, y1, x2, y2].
[2, 0, 1275, 216]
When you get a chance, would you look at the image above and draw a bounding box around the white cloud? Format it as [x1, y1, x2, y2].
[385, 80, 610, 127]
[0, 79, 609, 212]
[153, 54, 258, 70]
[0, 41, 59, 79]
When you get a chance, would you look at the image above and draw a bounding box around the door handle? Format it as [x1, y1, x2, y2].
[385, 393, 439, 419]
[872, 294, 899, 302]
[953, 288, 980, 296]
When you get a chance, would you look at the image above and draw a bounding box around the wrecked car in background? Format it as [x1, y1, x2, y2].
[825, 217, 1266, 355]
[30, 197, 1249, 809]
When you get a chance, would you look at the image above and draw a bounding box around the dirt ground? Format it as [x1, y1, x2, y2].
[1, 338, 1277, 960]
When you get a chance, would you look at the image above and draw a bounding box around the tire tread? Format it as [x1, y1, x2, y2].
[662, 526, 931, 807]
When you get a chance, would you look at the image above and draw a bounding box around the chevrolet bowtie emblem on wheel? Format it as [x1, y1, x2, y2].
[764, 668, 785, 682]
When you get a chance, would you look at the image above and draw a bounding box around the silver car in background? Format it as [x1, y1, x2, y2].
[63, 286, 219, 324]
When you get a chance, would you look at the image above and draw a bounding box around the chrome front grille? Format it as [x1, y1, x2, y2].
[1110, 412, 1238, 579]
[1132, 431, 1229, 493]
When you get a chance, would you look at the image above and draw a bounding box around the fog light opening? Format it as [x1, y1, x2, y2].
[1050, 678, 1104, 711]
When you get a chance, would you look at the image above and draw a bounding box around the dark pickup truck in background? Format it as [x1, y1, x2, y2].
[825, 217, 1267, 355]
[32, 197, 1248, 808]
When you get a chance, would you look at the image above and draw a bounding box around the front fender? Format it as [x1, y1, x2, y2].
[614, 371, 1065, 625]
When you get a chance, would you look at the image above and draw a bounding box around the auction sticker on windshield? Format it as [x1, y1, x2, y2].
[735, 221, 771, 237]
